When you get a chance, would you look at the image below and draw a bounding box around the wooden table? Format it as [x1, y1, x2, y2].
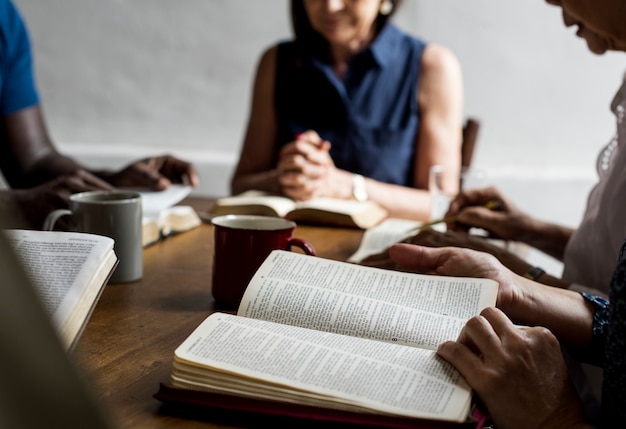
[73, 198, 364, 429]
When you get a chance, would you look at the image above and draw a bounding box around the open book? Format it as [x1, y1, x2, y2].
[211, 190, 388, 229]
[4, 229, 117, 351]
[141, 206, 201, 247]
[139, 185, 201, 246]
[349, 217, 422, 263]
[157, 250, 498, 427]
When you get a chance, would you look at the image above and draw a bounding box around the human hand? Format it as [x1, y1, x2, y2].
[388, 243, 522, 310]
[437, 307, 589, 429]
[277, 130, 334, 200]
[11, 169, 114, 229]
[106, 155, 199, 191]
[359, 249, 398, 270]
[361, 228, 532, 276]
[446, 186, 530, 241]
[406, 229, 532, 275]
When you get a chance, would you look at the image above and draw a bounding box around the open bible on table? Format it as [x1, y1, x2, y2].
[156, 250, 496, 427]
[211, 190, 388, 229]
[138, 185, 201, 247]
[4, 229, 117, 351]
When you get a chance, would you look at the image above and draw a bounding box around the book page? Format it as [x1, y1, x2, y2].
[138, 185, 198, 246]
[238, 250, 498, 350]
[348, 218, 420, 262]
[4, 230, 115, 346]
[174, 312, 471, 422]
[157, 206, 201, 235]
[142, 206, 201, 246]
[349, 220, 530, 263]
[295, 197, 372, 215]
[138, 184, 192, 218]
[215, 191, 296, 217]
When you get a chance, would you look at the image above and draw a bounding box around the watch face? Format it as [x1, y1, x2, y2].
[352, 174, 368, 202]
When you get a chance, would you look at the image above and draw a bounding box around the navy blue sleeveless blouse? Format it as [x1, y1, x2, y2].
[274, 24, 426, 186]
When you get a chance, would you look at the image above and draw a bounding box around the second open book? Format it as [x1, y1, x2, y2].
[165, 250, 498, 426]
[211, 190, 388, 229]
[5, 229, 117, 351]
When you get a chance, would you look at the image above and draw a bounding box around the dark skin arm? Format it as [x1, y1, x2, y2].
[0, 106, 199, 229]
[0, 105, 86, 187]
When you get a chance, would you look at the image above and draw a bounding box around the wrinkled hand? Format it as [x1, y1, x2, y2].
[388, 243, 521, 310]
[359, 249, 400, 270]
[407, 229, 531, 274]
[360, 228, 528, 274]
[107, 155, 199, 190]
[446, 186, 530, 240]
[11, 169, 114, 229]
[277, 130, 334, 201]
[437, 307, 588, 429]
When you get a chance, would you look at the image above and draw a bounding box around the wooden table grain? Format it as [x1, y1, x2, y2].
[72, 199, 364, 429]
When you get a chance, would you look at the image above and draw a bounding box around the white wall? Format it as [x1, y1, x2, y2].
[14, 0, 626, 231]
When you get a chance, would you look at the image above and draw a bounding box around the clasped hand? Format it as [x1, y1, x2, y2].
[277, 130, 338, 201]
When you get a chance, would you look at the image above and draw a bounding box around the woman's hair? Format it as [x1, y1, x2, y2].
[290, 0, 403, 57]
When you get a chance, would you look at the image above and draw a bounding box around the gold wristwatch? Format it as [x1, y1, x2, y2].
[351, 174, 368, 202]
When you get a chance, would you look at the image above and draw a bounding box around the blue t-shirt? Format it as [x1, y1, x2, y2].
[274, 24, 426, 186]
[0, 0, 39, 115]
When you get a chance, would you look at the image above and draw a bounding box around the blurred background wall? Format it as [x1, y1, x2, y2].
[13, 0, 626, 237]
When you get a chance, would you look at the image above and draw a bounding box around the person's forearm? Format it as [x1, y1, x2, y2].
[479, 244, 572, 288]
[0, 190, 27, 227]
[516, 218, 574, 261]
[231, 170, 282, 196]
[365, 179, 431, 220]
[503, 276, 594, 349]
[534, 271, 571, 288]
[25, 151, 83, 185]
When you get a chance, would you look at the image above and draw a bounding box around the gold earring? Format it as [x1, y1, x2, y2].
[379, 0, 393, 16]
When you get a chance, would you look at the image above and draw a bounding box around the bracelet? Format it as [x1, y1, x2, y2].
[351, 174, 368, 202]
[523, 266, 546, 281]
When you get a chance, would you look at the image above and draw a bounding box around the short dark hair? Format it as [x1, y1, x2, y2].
[290, 0, 403, 57]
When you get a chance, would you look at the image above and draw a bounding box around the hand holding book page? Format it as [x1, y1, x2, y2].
[166, 250, 498, 425]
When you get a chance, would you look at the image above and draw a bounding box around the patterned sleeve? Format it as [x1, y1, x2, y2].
[580, 292, 609, 366]
[600, 240, 626, 423]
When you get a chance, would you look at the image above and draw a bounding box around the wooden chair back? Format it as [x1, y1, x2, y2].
[461, 118, 480, 170]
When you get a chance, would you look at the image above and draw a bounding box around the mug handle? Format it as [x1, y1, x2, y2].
[43, 209, 72, 231]
[286, 238, 316, 256]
